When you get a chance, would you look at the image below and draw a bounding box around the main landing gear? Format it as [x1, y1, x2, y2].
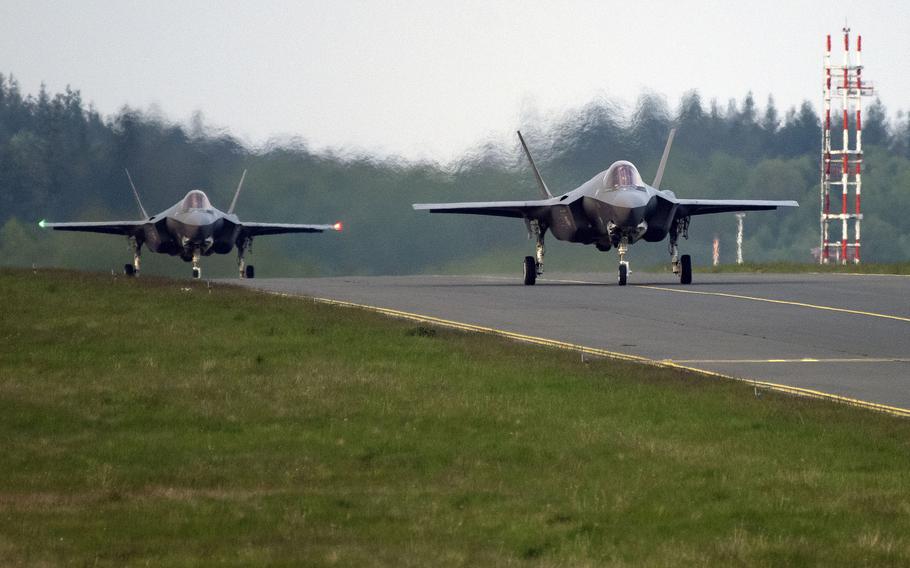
[124, 237, 141, 277]
[237, 237, 255, 279]
[522, 221, 545, 285]
[670, 216, 692, 285]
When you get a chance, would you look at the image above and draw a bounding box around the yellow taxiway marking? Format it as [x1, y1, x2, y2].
[665, 357, 910, 364]
[260, 290, 910, 419]
[637, 285, 910, 323]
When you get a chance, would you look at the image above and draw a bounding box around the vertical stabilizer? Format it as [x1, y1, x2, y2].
[124, 169, 149, 219]
[652, 128, 676, 189]
[228, 169, 248, 214]
[517, 131, 553, 199]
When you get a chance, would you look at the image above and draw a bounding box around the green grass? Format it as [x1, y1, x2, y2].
[698, 261, 910, 275]
[2, 268, 910, 565]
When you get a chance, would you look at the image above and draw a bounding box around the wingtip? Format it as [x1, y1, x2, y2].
[38, 219, 46, 228]
[333, 221, 343, 232]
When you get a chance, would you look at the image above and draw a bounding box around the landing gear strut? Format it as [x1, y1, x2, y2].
[124, 237, 141, 277]
[237, 237, 255, 279]
[523, 220, 545, 286]
[191, 249, 202, 279]
[617, 236, 629, 286]
[670, 217, 692, 285]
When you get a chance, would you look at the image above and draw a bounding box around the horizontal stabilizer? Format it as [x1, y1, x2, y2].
[39, 220, 147, 235]
[413, 198, 556, 219]
[676, 198, 798, 217]
[240, 221, 342, 237]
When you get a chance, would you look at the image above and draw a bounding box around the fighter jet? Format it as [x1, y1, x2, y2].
[413, 129, 797, 285]
[40, 170, 342, 279]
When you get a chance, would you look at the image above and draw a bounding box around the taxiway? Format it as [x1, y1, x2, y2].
[233, 272, 910, 411]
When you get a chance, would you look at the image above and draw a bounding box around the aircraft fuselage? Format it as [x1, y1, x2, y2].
[139, 190, 242, 261]
[541, 162, 677, 251]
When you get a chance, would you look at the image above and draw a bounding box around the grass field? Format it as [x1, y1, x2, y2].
[2, 268, 910, 565]
[699, 261, 910, 275]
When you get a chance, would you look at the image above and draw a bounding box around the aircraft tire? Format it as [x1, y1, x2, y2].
[680, 254, 692, 285]
[522, 256, 537, 285]
[245, 265, 255, 279]
[618, 264, 627, 286]
[124, 264, 135, 277]
[192, 267, 201, 279]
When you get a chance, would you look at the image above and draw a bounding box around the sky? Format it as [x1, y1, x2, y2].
[1, 0, 907, 162]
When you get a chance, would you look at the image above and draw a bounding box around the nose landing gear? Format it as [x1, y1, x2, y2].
[617, 236, 629, 286]
[191, 250, 202, 279]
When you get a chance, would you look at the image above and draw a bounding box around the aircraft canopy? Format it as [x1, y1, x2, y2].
[180, 190, 213, 212]
[603, 161, 644, 189]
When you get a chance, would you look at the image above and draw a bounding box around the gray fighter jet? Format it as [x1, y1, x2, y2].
[414, 130, 797, 285]
[40, 170, 342, 279]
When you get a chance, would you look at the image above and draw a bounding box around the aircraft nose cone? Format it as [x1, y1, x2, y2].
[184, 224, 213, 241]
[181, 211, 217, 227]
[602, 189, 650, 227]
[610, 189, 650, 210]
[612, 207, 640, 226]
[169, 212, 218, 244]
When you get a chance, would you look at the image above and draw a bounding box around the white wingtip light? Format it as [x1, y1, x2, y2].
[333, 221, 343, 231]
[38, 219, 46, 228]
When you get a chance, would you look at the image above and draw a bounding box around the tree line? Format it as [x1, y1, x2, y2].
[1, 74, 909, 277]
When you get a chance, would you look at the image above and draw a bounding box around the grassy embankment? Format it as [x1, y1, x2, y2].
[2, 268, 910, 565]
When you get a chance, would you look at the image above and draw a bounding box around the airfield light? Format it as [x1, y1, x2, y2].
[333, 221, 343, 231]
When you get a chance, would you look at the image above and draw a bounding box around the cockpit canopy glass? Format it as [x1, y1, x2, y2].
[180, 190, 213, 212]
[603, 161, 644, 190]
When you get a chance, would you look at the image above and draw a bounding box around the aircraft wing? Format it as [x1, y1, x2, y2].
[412, 199, 555, 219]
[239, 222, 341, 237]
[675, 199, 798, 217]
[40, 220, 146, 235]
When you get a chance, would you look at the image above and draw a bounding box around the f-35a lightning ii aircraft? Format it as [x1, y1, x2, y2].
[41, 170, 342, 279]
[414, 130, 797, 286]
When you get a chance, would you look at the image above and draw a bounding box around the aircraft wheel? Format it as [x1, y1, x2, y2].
[522, 256, 537, 285]
[680, 254, 692, 285]
[245, 265, 255, 279]
[618, 264, 628, 286]
[192, 267, 201, 279]
[124, 264, 136, 277]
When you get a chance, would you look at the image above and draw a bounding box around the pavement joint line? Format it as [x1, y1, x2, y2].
[260, 289, 910, 419]
[637, 285, 910, 323]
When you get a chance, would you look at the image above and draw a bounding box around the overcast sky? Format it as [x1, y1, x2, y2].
[1, 0, 907, 161]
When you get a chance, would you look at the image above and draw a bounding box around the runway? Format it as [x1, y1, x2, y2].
[232, 272, 910, 412]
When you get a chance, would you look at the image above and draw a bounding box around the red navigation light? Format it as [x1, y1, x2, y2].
[333, 221, 343, 231]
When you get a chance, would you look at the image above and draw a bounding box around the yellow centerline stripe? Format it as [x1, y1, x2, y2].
[665, 357, 910, 364]
[637, 285, 910, 323]
[261, 290, 910, 419]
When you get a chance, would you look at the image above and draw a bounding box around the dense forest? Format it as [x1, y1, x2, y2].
[1, 74, 909, 278]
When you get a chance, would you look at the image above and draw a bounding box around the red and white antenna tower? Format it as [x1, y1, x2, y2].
[820, 25, 873, 264]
